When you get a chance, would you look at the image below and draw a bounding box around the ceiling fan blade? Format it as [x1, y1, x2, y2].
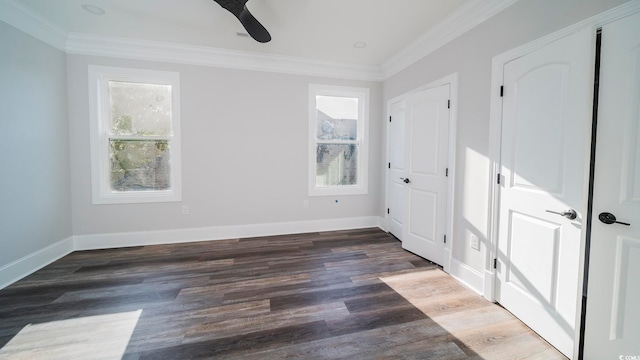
[213, 0, 271, 43]
[237, 8, 271, 43]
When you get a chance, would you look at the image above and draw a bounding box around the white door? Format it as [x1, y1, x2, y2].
[401, 85, 450, 265]
[496, 28, 593, 358]
[583, 13, 640, 359]
[388, 101, 407, 240]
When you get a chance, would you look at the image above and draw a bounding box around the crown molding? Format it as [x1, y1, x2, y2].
[1, 0, 517, 81]
[0, 0, 67, 51]
[381, 0, 520, 79]
[66, 33, 384, 81]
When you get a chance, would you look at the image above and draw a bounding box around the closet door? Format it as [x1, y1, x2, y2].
[401, 84, 450, 265]
[495, 28, 593, 358]
[583, 12, 640, 359]
[388, 101, 407, 240]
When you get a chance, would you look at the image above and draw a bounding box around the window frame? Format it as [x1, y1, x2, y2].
[308, 84, 369, 196]
[88, 65, 182, 204]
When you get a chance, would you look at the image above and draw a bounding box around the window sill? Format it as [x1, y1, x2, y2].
[308, 186, 368, 197]
[92, 190, 181, 205]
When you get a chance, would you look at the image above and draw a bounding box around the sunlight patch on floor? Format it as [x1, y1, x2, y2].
[380, 269, 568, 360]
[380, 268, 471, 325]
[0, 310, 142, 360]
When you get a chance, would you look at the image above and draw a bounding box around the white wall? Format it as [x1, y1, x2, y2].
[383, 0, 629, 284]
[67, 55, 383, 237]
[0, 21, 72, 271]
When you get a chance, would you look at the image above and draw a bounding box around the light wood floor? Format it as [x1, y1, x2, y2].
[0, 228, 567, 359]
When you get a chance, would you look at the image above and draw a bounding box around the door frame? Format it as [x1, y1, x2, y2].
[486, 2, 640, 358]
[385, 73, 458, 273]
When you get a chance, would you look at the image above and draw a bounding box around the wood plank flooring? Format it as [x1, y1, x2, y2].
[0, 228, 567, 359]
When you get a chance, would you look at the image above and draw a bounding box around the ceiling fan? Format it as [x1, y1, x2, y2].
[213, 0, 271, 43]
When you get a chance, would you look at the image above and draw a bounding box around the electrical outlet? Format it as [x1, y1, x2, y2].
[182, 205, 189, 215]
[470, 234, 480, 251]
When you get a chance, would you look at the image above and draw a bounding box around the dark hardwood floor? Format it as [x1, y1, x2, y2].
[0, 228, 566, 359]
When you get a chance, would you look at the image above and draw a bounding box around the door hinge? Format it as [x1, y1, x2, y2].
[500, 86, 504, 97]
[497, 173, 501, 184]
[387, 208, 390, 214]
[444, 234, 447, 244]
[447, 100, 450, 109]
[389, 116, 392, 122]
[388, 162, 391, 169]
[446, 168, 449, 177]
[493, 258, 497, 269]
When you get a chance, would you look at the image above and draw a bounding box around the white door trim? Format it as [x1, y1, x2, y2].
[385, 73, 458, 273]
[486, 1, 640, 357]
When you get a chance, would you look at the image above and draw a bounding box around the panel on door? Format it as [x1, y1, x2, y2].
[408, 190, 437, 242]
[402, 85, 450, 265]
[496, 28, 593, 358]
[507, 212, 561, 302]
[584, 12, 640, 358]
[388, 101, 406, 240]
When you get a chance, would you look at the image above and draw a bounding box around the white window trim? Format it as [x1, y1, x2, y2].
[308, 84, 369, 196]
[88, 65, 182, 204]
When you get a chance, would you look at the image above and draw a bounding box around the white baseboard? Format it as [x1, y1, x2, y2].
[0, 237, 74, 290]
[449, 257, 484, 295]
[0, 216, 387, 289]
[376, 216, 388, 232]
[75, 216, 385, 251]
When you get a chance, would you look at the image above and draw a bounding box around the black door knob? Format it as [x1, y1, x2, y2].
[598, 212, 630, 226]
[403, 178, 410, 184]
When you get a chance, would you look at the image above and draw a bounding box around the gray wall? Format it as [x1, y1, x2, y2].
[0, 21, 71, 268]
[67, 55, 383, 235]
[383, 0, 629, 274]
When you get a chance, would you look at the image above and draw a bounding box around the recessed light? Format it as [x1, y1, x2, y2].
[81, 4, 105, 15]
[353, 42, 367, 49]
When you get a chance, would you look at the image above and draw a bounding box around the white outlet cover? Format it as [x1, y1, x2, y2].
[470, 234, 480, 251]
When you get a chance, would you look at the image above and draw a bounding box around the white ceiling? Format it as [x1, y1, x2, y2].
[15, 0, 469, 66]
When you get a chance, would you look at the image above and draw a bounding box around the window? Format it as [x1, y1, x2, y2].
[308, 84, 369, 196]
[88, 66, 181, 204]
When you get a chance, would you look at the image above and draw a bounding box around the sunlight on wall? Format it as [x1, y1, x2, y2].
[0, 310, 142, 359]
[462, 147, 490, 238]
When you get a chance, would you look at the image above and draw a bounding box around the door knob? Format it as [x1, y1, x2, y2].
[400, 177, 411, 184]
[598, 212, 630, 226]
[546, 209, 577, 220]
